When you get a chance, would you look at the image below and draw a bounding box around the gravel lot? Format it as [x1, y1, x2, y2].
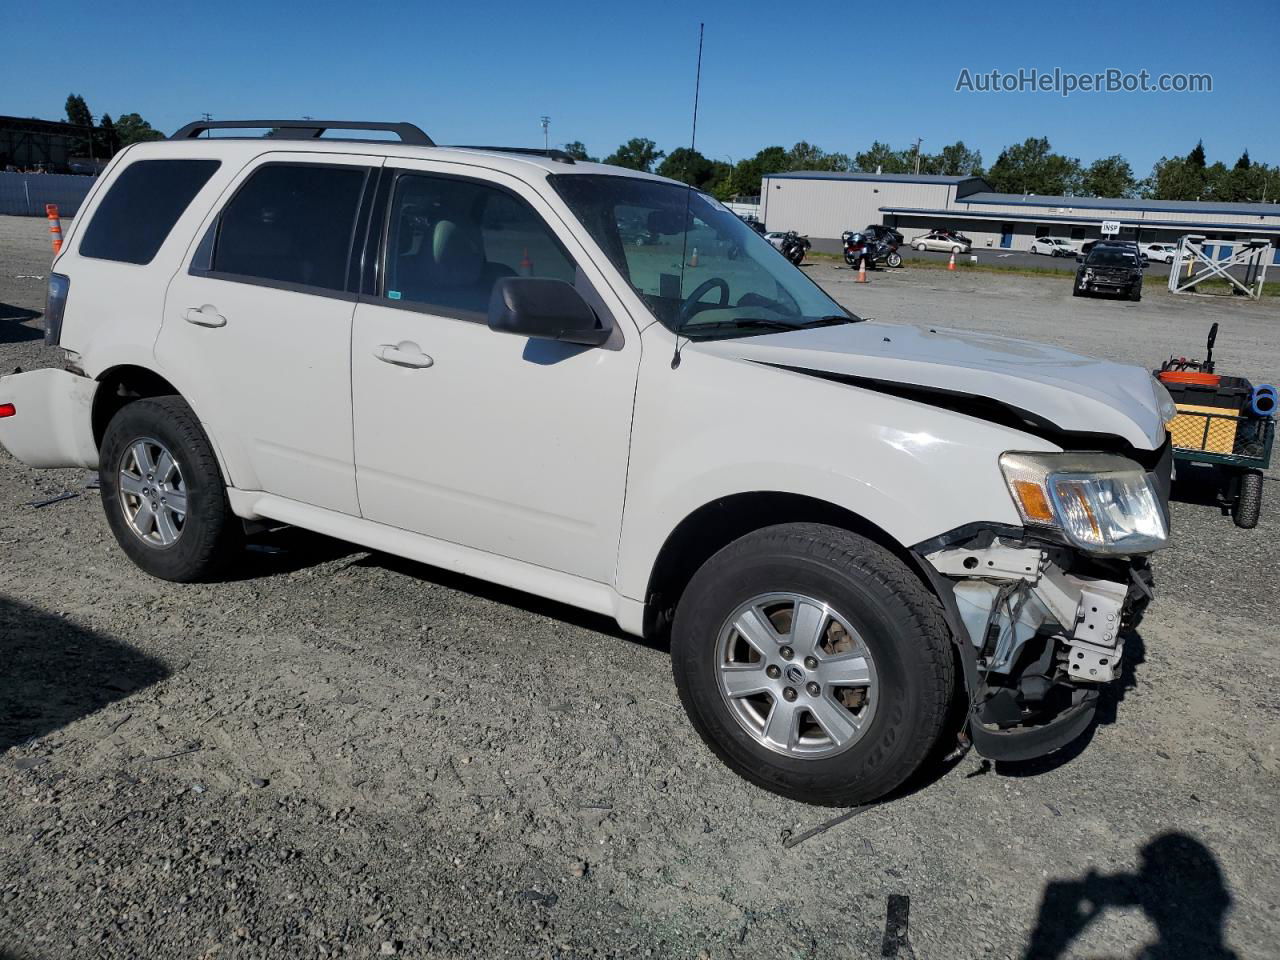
[2, 214, 1278, 959]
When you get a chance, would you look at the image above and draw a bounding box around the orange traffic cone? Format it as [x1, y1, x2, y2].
[46, 204, 63, 255]
[519, 247, 533, 275]
[855, 256, 868, 283]
[947, 251, 956, 271]
[689, 247, 699, 267]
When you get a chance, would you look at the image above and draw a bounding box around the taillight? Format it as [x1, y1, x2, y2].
[0, 403, 15, 418]
[45, 272, 70, 346]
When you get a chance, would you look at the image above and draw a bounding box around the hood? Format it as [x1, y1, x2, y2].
[691, 321, 1165, 450]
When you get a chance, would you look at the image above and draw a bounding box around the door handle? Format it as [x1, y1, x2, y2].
[185, 305, 226, 328]
[375, 341, 434, 369]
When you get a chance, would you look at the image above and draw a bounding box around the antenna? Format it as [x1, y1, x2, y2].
[671, 22, 705, 370]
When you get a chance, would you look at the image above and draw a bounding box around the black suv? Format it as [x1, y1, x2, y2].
[1074, 242, 1145, 301]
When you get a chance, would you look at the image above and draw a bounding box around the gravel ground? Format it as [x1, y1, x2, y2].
[2, 214, 1279, 960]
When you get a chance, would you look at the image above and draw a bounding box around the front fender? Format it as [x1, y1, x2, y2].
[615, 344, 1057, 600]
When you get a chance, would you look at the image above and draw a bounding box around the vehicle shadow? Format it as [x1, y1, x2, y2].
[217, 527, 364, 582]
[0, 304, 43, 345]
[352, 550, 668, 652]
[0, 595, 169, 752]
[1169, 461, 1231, 514]
[1023, 831, 1239, 959]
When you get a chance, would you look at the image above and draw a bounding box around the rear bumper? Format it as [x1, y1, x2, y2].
[0, 368, 99, 468]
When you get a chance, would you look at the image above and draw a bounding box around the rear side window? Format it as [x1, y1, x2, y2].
[211, 164, 367, 293]
[79, 159, 220, 264]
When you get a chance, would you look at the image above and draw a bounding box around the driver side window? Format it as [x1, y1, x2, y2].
[383, 174, 577, 320]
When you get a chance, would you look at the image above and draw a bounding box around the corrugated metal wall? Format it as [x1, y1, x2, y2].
[0, 171, 95, 216]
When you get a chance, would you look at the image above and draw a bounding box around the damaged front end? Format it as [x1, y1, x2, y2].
[913, 445, 1170, 762]
[921, 530, 1154, 761]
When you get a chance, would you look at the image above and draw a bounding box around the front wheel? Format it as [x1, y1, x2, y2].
[671, 523, 955, 806]
[886, 252, 903, 268]
[787, 246, 805, 265]
[100, 396, 243, 582]
[915, 243, 927, 252]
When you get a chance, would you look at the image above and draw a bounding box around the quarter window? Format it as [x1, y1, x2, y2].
[79, 159, 220, 265]
[383, 174, 576, 318]
[212, 164, 367, 292]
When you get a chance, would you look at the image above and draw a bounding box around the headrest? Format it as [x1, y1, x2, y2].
[432, 219, 484, 287]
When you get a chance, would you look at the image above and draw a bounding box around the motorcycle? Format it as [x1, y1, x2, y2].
[842, 230, 903, 270]
[771, 231, 810, 265]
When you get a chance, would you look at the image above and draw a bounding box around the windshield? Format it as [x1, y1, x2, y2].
[549, 174, 855, 340]
[1087, 249, 1138, 267]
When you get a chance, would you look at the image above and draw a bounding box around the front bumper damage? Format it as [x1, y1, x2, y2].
[915, 529, 1153, 762]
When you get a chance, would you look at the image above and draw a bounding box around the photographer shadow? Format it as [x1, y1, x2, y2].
[1024, 831, 1239, 959]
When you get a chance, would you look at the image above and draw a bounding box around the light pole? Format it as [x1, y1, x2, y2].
[540, 116, 550, 152]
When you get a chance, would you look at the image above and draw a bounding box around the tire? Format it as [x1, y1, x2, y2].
[99, 396, 242, 582]
[788, 246, 805, 265]
[1233, 470, 1263, 529]
[951, 245, 962, 254]
[671, 523, 955, 806]
[1129, 283, 1142, 301]
[844, 252, 857, 266]
[886, 252, 903, 268]
[1072, 285, 1083, 297]
[1031, 247, 1040, 255]
[915, 243, 926, 252]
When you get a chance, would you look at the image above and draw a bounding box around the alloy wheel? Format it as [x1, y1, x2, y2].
[118, 437, 187, 547]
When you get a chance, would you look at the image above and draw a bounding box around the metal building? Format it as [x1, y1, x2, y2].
[761, 170, 1280, 263]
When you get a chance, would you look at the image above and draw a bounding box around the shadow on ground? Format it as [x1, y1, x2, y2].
[0, 305, 42, 345]
[0, 595, 169, 752]
[1024, 831, 1240, 959]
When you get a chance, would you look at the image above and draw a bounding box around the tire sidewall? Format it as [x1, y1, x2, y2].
[673, 539, 944, 803]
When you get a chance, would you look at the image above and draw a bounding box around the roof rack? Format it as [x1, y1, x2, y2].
[450, 145, 577, 164]
[170, 119, 434, 146]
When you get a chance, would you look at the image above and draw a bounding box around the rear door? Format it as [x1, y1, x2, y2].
[158, 154, 378, 513]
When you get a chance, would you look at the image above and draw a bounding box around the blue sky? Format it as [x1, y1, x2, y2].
[4, 0, 1275, 175]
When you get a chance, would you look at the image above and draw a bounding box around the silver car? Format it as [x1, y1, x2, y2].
[912, 230, 972, 253]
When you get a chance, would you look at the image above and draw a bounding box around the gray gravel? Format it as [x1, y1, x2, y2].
[2, 215, 1278, 959]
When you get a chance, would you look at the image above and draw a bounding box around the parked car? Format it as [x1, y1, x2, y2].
[1029, 237, 1078, 257]
[911, 229, 971, 254]
[1074, 243, 1146, 300]
[738, 215, 767, 236]
[0, 118, 1174, 807]
[842, 229, 902, 269]
[862, 223, 904, 246]
[1142, 242, 1178, 264]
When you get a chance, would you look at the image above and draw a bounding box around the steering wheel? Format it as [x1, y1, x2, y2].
[678, 277, 730, 324]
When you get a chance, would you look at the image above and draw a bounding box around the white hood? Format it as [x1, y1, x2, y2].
[692, 321, 1166, 450]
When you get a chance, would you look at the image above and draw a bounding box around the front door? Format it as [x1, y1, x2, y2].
[158, 154, 377, 514]
[1000, 224, 1013, 248]
[350, 165, 640, 582]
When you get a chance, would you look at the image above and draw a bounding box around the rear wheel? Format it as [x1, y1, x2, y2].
[1129, 283, 1143, 301]
[671, 523, 954, 806]
[915, 243, 926, 252]
[1233, 469, 1263, 529]
[886, 252, 903, 268]
[100, 396, 242, 582]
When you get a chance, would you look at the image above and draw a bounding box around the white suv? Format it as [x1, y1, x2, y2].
[0, 120, 1177, 806]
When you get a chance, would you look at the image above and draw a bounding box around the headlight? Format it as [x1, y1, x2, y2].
[1000, 452, 1168, 555]
[1151, 376, 1178, 426]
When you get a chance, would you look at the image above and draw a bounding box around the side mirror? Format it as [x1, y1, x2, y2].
[487, 277, 609, 347]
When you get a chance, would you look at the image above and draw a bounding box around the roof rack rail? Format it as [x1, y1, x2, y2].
[170, 119, 434, 146]
[450, 145, 577, 164]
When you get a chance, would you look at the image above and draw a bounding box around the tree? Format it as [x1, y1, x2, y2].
[786, 141, 851, 172]
[603, 138, 664, 172]
[1235, 150, 1251, 170]
[562, 140, 596, 162]
[1082, 155, 1136, 198]
[114, 113, 165, 147]
[656, 147, 715, 188]
[98, 113, 121, 156]
[854, 141, 910, 174]
[985, 137, 1083, 196]
[725, 145, 789, 198]
[933, 141, 984, 177]
[1187, 140, 1206, 169]
[64, 93, 92, 129]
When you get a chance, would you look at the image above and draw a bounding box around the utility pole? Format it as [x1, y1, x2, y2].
[201, 112, 213, 137]
[912, 137, 923, 176]
[540, 116, 550, 152]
